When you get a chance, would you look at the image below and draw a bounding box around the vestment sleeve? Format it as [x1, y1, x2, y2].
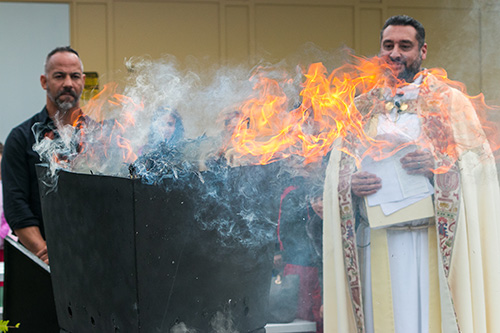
[448, 88, 489, 154]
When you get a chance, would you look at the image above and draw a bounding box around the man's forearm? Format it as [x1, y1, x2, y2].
[14, 226, 47, 259]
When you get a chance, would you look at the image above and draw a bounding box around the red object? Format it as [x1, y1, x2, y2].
[283, 263, 323, 333]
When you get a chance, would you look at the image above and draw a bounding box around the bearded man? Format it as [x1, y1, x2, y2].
[323, 15, 500, 332]
[1, 46, 86, 264]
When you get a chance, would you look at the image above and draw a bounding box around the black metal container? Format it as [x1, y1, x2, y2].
[37, 164, 279, 333]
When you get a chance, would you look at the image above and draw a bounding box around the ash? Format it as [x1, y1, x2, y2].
[130, 136, 211, 186]
[131, 142, 195, 184]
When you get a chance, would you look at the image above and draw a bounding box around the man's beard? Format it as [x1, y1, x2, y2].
[392, 56, 422, 82]
[48, 87, 81, 112]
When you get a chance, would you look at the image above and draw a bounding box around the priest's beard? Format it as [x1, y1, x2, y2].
[396, 56, 422, 83]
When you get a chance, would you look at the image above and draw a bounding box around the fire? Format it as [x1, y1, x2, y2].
[37, 55, 498, 178]
[230, 56, 499, 173]
[80, 83, 142, 165]
[229, 57, 390, 165]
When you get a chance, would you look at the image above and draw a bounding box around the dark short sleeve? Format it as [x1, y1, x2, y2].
[1, 111, 47, 235]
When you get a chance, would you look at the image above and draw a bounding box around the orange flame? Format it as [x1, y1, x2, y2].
[44, 56, 498, 176]
[229, 57, 386, 165]
[230, 56, 499, 173]
[79, 83, 142, 165]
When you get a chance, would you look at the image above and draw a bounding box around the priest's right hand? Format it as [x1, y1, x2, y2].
[351, 171, 382, 197]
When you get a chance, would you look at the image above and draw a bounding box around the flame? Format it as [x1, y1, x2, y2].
[39, 55, 498, 177]
[77, 83, 142, 167]
[230, 56, 499, 173]
[229, 57, 388, 165]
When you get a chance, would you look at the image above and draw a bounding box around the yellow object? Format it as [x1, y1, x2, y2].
[81, 72, 100, 104]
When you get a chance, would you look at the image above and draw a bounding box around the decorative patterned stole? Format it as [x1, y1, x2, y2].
[338, 152, 365, 332]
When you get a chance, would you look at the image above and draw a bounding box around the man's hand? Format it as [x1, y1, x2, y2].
[351, 171, 382, 197]
[14, 226, 49, 264]
[35, 247, 49, 264]
[400, 149, 434, 178]
[273, 254, 284, 271]
[310, 196, 323, 219]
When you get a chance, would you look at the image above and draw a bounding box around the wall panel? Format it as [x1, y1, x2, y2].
[359, 8, 383, 57]
[386, 0, 472, 8]
[113, 1, 220, 76]
[76, 3, 108, 81]
[225, 5, 250, 65]
[481, 8, 500, 103]
[254, 4, 354, 63]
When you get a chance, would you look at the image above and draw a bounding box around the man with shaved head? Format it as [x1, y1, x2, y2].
[2, 46, 86, 264]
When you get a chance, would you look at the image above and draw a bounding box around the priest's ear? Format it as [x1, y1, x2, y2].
[420, 43, 428, 61]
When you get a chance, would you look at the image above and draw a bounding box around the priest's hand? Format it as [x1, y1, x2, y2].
[400, 149, 434, 179]
[351, 171, 382, 197]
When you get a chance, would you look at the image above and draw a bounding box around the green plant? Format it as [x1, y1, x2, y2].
[0, 320, 20, 332]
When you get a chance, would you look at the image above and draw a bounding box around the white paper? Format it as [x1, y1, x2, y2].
[379, 188, 433, 215]
[361, 145, 433, 215]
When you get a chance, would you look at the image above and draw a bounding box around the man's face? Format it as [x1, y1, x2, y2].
[41, 52, 85, 113]
[158, 113, 177, 142]
[379, 25, 427, 82]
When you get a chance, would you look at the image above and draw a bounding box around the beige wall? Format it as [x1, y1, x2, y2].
[4, 0, 500, 102]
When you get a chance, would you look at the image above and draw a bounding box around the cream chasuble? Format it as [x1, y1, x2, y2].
[323, 73, 500, 333]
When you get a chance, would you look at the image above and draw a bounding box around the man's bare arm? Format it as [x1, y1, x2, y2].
[14, 226, 48, 264]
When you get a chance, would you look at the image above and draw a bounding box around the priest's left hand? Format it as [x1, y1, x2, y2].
[400, 149, 434, 178]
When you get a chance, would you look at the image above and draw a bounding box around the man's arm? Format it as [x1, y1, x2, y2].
[2, 127, 47, 263]
[399, 149, 434, 179]
[14, 226, 48, 264]
[351, 171, 381, 197]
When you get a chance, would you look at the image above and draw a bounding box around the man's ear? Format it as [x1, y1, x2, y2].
[40, 74, 47, 90]
[420, 43, 428, 61]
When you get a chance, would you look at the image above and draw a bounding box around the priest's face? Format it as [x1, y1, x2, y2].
[379, 25, 427, 82]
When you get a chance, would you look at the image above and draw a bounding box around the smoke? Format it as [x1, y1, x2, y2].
[170, 322, 197, 333]
[170, 309, 238, 333]
[209, 310, 238, 333]
[33, 54, 328, 255]
[33, 45, 350, 181]
[35, 55, 307, 174]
